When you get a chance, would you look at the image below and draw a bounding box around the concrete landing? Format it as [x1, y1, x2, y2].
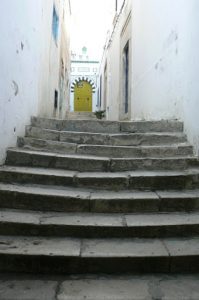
[0, 274, 199, 299]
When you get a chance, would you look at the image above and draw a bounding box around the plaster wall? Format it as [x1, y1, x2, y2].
[98, 0, 132, 121]
[0, 0, 71, 164]
[0, 0, 42, 164]
[131, 0, 199, 155]
[38, 0, 71, 118]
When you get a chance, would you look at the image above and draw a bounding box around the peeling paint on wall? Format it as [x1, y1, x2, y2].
[21, 42, 24, 50]
[12, 81, 19, 96]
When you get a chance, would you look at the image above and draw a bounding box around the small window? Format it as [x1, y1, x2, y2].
[78, 67, 90, 72]
[52, 6, 59, 42]
[54, 90, 58, 109]
[123, 41, 129, 114]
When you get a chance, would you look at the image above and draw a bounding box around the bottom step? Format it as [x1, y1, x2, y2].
[0, 273, 199, 300]
[0, 236, 199, 274]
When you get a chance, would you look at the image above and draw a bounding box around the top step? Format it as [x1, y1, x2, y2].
[65, 112, 96, 120]
[31, 117, 183, 134]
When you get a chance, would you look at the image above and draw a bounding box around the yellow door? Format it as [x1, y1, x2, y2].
[74, 81, 92, 112]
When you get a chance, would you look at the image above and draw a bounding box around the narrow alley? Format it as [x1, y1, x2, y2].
[0, 0, 199, 299]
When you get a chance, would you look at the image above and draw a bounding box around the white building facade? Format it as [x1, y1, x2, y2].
[99, 0, 199, 156]
[0, 0, 71, 164]
[70, 49, 99, 112]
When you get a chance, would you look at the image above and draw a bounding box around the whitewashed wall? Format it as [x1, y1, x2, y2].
[38, 0, 71, 118]
[131, 0, 199, 155]
[0, 0, 41, 164]
[99, 0, 132, 121]
[0, 0, 71, 164]
[99, 0, 199, 155]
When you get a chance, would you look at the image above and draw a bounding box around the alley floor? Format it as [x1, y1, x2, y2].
[0, 273, 199, 299]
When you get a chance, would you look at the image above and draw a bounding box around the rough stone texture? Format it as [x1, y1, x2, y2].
[61, 120, 120, 133]
[1, 274, 199, 300]
[0, 166, 199, 191]
[157, 190, 199, 212]
[60, 131, 110, 145]
[58, 277, 150, 300]
[18, 136, 193, 158]
[109, 132, 187, 146]
[66, 111, 96, 120]
[31, 116, 63, 130]
[90, 191, 160, 213]
[60, 131, 187, 146]
[0, 236, 81, 256]
[25, 125, 60, 141]
[110, 157, 192, 172]
[164, 237, 199, 272]
[0, 279, 57, 300]
[81, 238, 168, 258]
[0, 183, 90, 212]
[6, 149, 110, 172]
[31, 117, 184, 133]
[57, 274, 199, 300]
[80, 238, 170, 273]
[1, 209, 199, 238]
[120, 120, 184, 133]
[18, 137, 77, 155]
[0, 117, 199, 278]
[76, 172, 129, 190]
[0, 166, 76, 187]
[77, 144, 193, 158]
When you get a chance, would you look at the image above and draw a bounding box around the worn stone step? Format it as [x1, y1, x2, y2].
[18, 137, 193, 158]
[77, 144, 193, 158]
[31, 117, 184, 133]
[0, 235, 198, 273]
[0, 183, 199, 213]
[6, 149, 110, 172]
[0, 166, 199, 191]
[5, 148, 196, 172]
[18, 137, 77, 155]
[110, 157, 196, 171]
[31, 117, 120, 133]
[0, 209, 199, 238]
[50, 274, 199, 300]
[1, 274, 199, 300]
[66, 112, 96, 120]
[26, 126, 187, 146]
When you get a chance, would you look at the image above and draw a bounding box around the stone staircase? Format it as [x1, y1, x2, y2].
[0, 117, 199, 274]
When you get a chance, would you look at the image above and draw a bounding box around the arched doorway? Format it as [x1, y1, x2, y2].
[74, 80, 92, 112]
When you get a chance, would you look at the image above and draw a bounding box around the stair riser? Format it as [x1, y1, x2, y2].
[18, 137, 77, 155]
[109, 135, 187, 146]
[66, 112, 95, 120]
[0, 171, 75, 187]
[6, 151, 194, 172]
[0, 192, 89, 212]
[31, 117, 120, 133]
[110, 159, 190, 172]
[26, 126, 187, 146]
[26, 126, 60, 141]
[0, 191, 199, 213]
[0, 254, 198, 274]
[19, 137, 193, 158]
[31, 117, 184, 133]
[0, 223, 199, 238]
[78, 146, 193, 158]
[6, 151, 109, 172]
[60, 132, 187, 146]
[0, 171, 199, 191]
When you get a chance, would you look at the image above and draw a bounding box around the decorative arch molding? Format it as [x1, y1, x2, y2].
[71, 77, 96, 93]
